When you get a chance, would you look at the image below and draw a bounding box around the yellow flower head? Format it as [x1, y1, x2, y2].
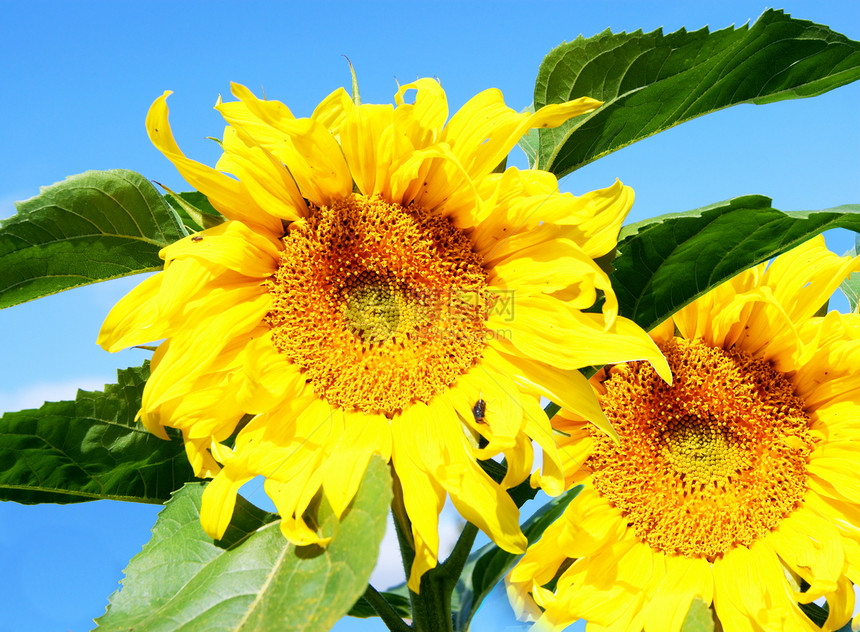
[508, 236, 860, 631]
[98, 78, 668, 590]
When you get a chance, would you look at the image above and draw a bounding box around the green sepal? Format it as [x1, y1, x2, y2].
[160, 186, 227, 233]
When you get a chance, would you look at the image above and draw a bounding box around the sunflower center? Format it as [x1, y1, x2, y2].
[265, 194, 488, 416]
[661, 416, 749, 485]
[342, 274, 406, 344]
[587, 337, 815, 560]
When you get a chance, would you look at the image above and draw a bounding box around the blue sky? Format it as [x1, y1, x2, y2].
[1, 1, 859, 630]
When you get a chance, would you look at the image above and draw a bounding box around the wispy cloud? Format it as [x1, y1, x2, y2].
[0, 377, 112, 414]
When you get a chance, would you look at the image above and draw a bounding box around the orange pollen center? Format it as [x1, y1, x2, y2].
[265, 194, 489, 416]
[587, 337, 815, 560]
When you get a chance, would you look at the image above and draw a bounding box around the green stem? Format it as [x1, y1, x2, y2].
[439, 522, 479, 590]
[362, 585, 412, 632]
[409, 577, 452, 632]
[390, 469, 417, 583]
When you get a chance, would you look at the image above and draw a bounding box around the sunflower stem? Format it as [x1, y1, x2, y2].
[439, 522, 479, 590]
[390, 470, 416, 580]
[409, 578, 453, 632]
[362, 585, 412, 632]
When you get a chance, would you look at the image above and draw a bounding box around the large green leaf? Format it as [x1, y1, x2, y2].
[96, 457, 392, 632]
[0, 362, 195, 504]
[612, 197, 860, 332]
[0, 169, 184, 309]
[451, 487, 581, 631]
[530, 10, 860, 177]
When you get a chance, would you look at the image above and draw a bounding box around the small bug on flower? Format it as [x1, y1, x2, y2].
[472, 398, 486, 423]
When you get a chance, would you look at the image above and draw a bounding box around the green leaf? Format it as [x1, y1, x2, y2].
[0, 363, 195, 504]
[533, 10, 860, 177]
[347, 591, 411, 619]
[96, 456, 392, 632]
[0, 169, 184, 309]
[451, 486, 581, 631]
[680, 599, 715, 632]
[612, 198, 860, 332]
[840, 273, 860, 312]
[839, 233, 860, 312]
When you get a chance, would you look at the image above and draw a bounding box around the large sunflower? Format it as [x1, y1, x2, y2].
[508, 236, 860, 630]
[98, 78, 668, 589]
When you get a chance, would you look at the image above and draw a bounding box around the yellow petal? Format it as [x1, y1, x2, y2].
[146, 91, 283, 234]
[216, 126, 307, 221]
[491, 295, 671, 382]
[223, 82, 297, 135]
[160, 220, 281, 277]
[483, 345, 612, 438]
[200, 470, 252, 539]
[447, 363, 527, 456]
[391, 406, 446, 591]
[442, 89, 600, 180]
[765, 234, 860, 323]
[770, 510, 844, 602]
[235, 332, 306, 414]
[543, 180, 634, 259]
[271, 116, 353, 206]
[339, 103, 395, 195]
[265, 467, 331, 547]
[217, 83, 352, 206]
[490, 237, 614, 306]
[312, 86, 354, 137]
[388, 143, 479, 227]
[470, 167, 560, 255]
[425, 398, 527, 553]
[97, 273, 166, 352]
[393, 78, 448, 148]
[143, 285, 270, 410]
[322, 408, 391, 518]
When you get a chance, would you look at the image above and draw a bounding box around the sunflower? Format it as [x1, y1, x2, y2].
[508, 236, 860, 631]
[98, 78, 669, 590]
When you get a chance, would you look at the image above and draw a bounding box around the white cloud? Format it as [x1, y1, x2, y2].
[0, 377, 112, 414]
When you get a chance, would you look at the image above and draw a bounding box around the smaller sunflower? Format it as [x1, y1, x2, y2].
[508, 236, 860, 632]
